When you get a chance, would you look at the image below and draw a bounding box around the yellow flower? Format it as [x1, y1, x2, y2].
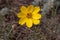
[17, 5, 41, 28]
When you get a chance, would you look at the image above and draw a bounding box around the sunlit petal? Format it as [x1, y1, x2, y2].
[19, 18, 26, 25]
[32, 6, 40, 14]
[32, 13, 41, 19]
[27, 5, 34, 13]
[17, 12, 26, 18]
[20, 6, 28, 14]
[26, 18, 33, 28]
[33, 19, 40, 25]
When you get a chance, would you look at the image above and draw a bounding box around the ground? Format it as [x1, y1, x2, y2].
[0, 0, 60, 40]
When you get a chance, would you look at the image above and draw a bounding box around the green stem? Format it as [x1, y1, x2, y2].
[7, 28, 13, 36]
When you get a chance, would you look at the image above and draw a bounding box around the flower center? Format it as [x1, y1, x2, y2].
[27, 13, 32, 18]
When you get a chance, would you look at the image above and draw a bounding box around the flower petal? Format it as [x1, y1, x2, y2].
[20, 6, 28, 14]
[17, 12, 26, 18]
[19, 18, 26, 25]
[32, 13, 41, 19]
[33, 19, 40, 25]
[27, 5, 34, 13]
[32, 6, 40, 14]
[26, 18, 33, 28]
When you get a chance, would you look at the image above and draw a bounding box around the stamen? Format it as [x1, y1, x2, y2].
[27, 13, 32, 18]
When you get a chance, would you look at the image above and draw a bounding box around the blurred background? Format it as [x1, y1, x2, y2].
[0, 0, 60, 40]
